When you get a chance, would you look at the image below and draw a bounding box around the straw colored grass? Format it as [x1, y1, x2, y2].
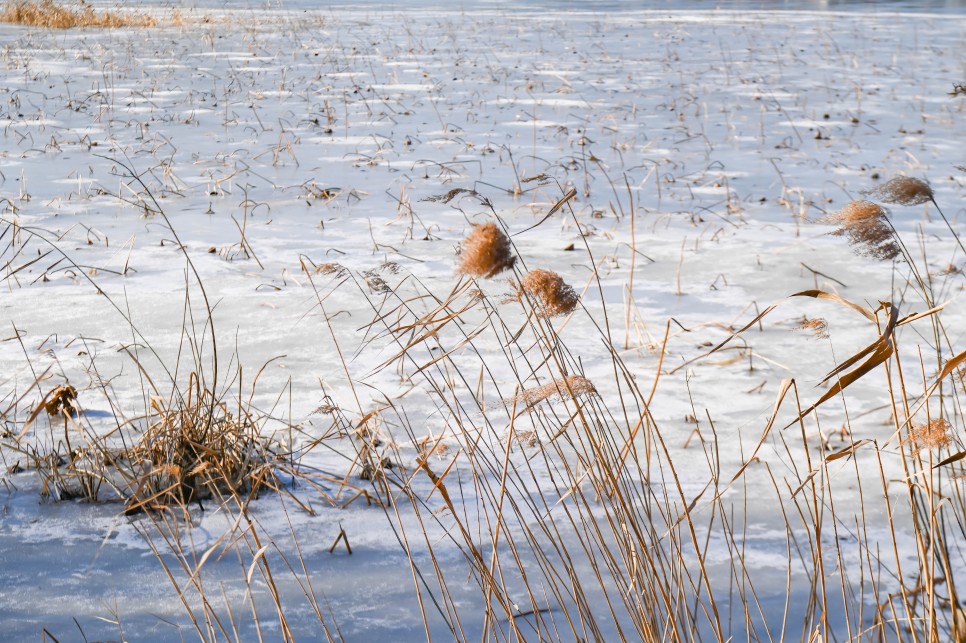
[125, 375, 278, 513]
[1, 0, 156, 28]
[4, 85, 966, 637]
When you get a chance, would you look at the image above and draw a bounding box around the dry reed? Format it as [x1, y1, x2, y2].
[123, 376, 279, 513]
[2, 54, 965, 636]
[43, 384, 78, 416]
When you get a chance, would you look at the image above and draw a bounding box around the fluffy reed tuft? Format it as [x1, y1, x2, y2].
[865, 174, 966, 256]
[504, 375, 597, 409]
[514, 268, 579, 318]
[799, 317, 829, 340]
[315, 262, 348, 277]
[456, 222, 516, 278]
[826, 200, 900, 261]
[863, 176, 934, 206]
[903, 418, 952, 455]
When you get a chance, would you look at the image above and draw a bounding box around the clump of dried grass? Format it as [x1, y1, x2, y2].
[513, 268, 579, 318]
[863, 176, 934, 206]
[902, 418, 952, 455]
[0, 0, 155, 28]
[826, 200, 900, 261]
[504, 375, 597, 410]
[456, 222, 516, 278]
[125, 375, 278, 513]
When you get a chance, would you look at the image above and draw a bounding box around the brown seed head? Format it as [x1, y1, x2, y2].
[863, 176, 933, 206]
[456, 222, 516, 278]
[516, 269, 579, 318]
[826, 200, 899, 261]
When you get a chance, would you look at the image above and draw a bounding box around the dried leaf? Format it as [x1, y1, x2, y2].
[792, 289, 875, 322]
[934, 450, 966, 469]
[825, 439, 872, 462]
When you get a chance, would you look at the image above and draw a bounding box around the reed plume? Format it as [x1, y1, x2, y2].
[863, 176, 933, 206]
[902, 418, 952, 455]
[504, 375, 597, 410]
[826, 200, 900, 261]
[456, 222, 516, 278]
[514, 268, 579, 318]
[799, 317, 829, 340]
[864, 174, 966, 255]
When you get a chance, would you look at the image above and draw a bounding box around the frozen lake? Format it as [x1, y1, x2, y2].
[1, 1, 965, 640]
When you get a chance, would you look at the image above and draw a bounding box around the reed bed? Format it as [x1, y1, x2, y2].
[4, 167, 966, 640]
[281, 178, 966, 641]
[0, 0, 156, 28]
